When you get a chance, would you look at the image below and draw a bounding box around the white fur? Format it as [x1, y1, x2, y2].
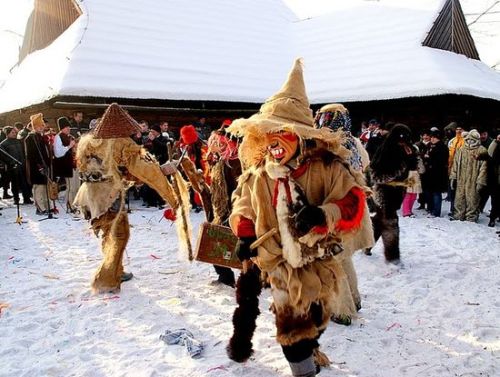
[266, 162, 304, 268]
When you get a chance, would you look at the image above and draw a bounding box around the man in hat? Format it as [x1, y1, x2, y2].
[74, 103, 181, 293]
[24, 113, 52, 214]
[53, 117, 77, 212]
[227, 59, 373, 376]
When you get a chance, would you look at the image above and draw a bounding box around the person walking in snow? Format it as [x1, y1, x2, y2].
[449, 129, 488, 222]
[369, 123, 414, 263]
[227, 59, 373, 376]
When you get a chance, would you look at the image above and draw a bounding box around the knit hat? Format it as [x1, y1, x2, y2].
[57, 116, 71, 131]
[444, 122, 457, 132]
[150, 124, 162, 134]
[30, 113, 45, 131]
[93, 103, 141, 139]
[180, 125, 199, 144]
[14, 122, 24, 130]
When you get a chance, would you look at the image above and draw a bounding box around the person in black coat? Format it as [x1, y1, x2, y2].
[24, 113, 52, 214]
[422, 129, 449, 217]
[0, 126, 32, 204]
[369, 123, 414, 263]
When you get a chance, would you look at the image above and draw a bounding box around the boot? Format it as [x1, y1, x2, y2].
[488, 219, 496, 227]
[289, 355, 316, 377]
[121, 272, 134, 282]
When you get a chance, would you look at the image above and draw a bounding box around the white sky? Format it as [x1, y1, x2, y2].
[0, 0, 498, 84]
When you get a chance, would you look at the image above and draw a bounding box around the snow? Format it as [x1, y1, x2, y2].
[1, 0, 500, 115]
[0, 197, 499, 377]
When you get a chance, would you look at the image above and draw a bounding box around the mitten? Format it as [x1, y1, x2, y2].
[295, 205, 326, 234]
[236, 237, 257, 262]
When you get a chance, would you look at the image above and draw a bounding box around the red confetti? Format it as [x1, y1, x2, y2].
[150, 254, 161, 260]
[386, 322, 402, 331]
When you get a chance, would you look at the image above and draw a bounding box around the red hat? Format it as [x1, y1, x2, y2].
[180, 125, 198, 144]
[222, 119, 232, 127]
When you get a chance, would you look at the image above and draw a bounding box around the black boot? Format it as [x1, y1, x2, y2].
[488, 219, 496, 227]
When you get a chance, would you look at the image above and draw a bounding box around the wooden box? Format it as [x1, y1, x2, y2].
[194, 222, 242, 269]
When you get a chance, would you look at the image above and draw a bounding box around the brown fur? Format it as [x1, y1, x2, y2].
[91, 209, 129, 293]
[275, 306, 320, 346]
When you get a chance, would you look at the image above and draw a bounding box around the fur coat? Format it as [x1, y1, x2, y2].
[229, 151, 373, 345]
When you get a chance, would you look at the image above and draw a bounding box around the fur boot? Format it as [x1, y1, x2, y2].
[227, 264, 262, 362]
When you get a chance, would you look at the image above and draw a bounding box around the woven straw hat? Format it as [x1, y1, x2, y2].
[227, 58, 331, 141]
[93, 103, 141, 139]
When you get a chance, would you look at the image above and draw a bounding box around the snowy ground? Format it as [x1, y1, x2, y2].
[0, 197, 499, 377]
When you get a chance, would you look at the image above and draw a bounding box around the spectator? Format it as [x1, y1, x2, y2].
[160, 121, 175, 140]
[478, 128, 494, 212]
[415, 129, 431, 210]
[487, 133, 500, 227]
[447, 124, 465, 215]
[24, 113, 52, 215]
[449, 130, 488, 222]
[401, 144, 424, 217]
[194, 116, 211, 141]
[443, 121, 458, 145]
[53, 117, 77, 213]
[0, 126, 32, 204]
[365, 120, 392, 159]
[17, 122, 31, 141]
[69, 111, 89, 138]
[422, 129, 449, 217]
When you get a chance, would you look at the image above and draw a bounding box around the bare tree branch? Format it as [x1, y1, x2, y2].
[468, 1, 500, 27]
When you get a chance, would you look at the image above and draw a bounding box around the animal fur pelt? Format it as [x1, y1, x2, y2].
[227, 263, 263, 362]
[179, 156, 213, 221]
[171, 169, 194, 261]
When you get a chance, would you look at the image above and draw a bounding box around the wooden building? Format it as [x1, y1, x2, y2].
[1, 0, 499, 134]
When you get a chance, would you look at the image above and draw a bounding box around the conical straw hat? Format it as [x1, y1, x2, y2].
[227, 58, 344, 167]
[228, 58, 329, 140]
[93, 103, 141, 139]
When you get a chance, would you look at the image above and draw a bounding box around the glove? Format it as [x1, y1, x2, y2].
[295, 205, 326, 235]
[450, 179, 457, 191]
[235, 236, 257, 262]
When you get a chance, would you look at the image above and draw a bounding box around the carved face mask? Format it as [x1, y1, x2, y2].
[266, 131, 299, 165]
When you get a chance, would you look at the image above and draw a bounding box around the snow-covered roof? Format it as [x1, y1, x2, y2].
[1, 0, 499, 114]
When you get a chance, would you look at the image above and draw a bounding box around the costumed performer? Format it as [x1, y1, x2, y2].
[74, 103, 181, 293]
[314, 103, 373, 325]
[226, 59, 373, 377]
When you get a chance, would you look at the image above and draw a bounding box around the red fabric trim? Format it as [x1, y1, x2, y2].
[272, 178, 293, 208]
[291, 162, 310, 179]
[234, 216, 256, 238]
[334, 187, 365, 232]
[312, 225, 329, 234]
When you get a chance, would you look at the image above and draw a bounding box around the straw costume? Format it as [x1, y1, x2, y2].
[74, 103, 180, 293]
[227, 59, 373, 376]
[314, 103, 373, 325]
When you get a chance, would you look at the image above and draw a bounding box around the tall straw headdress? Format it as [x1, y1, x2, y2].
[227, 58, 344, 167]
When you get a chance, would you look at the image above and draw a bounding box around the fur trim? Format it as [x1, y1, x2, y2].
[210, 161, 230, 225]
[227, 264, 262, 362]
[172, 170, 193, 261]
[266, 163, 304, 268]
[335, 187, 365, 232]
